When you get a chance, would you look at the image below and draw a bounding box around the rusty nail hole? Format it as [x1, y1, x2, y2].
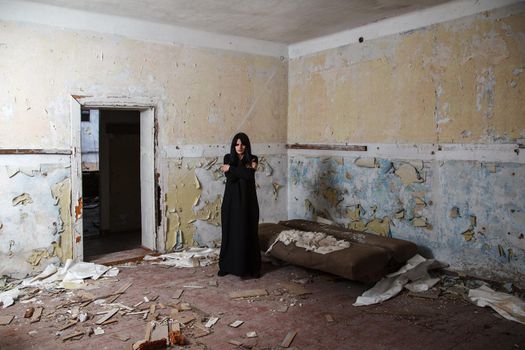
[358, 37, 364, 43]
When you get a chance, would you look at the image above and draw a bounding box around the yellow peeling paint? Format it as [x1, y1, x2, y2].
[51, 178, 72, 261]
[354, 157, 377, 168]
[462, 229, 475, 241]
[166, 166, 202, 249]
[412, 217, 429, 228]
[395, 210, 405, 219]
[366, 217, 391, 236]
[395, 163, 424, 186]
[348, 220, 367, 232]
[344, 205, 362, 221]
[12, 193, 33, 206]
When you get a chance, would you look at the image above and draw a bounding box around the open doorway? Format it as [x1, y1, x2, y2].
[81, 108, 143, 261]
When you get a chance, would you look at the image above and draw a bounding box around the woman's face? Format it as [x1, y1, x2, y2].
[235, 139, 245, 156]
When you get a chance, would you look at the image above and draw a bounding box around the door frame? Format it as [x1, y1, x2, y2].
[70, 95, 158, 261]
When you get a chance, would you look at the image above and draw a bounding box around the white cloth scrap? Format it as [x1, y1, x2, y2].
[469, 285, 525, 325]
[266, 230, 350, 255]
[353, 254, 445, 306]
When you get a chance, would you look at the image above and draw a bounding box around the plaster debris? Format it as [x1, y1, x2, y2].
[395, 163, 424, 186]
[281, 330, 297, 348]
[0, 315, 14, 325]
[144, 248, 219, 268]
[204, 316, 219, 328]
[266, 230, 351, 255]
[469, 285, 525, 325]
[355, 157, 377, 168]
[229, 320, 244, 328]
[354, 255, 445, 306]
[0, 287, 20, 308]
[246, 331, 257, 338]
[12, 193, 33, 206]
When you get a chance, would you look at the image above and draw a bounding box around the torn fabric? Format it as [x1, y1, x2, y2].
[266, 230, 351, 255]
[469, 285, 525, 325]
[353, 254, 445, 306]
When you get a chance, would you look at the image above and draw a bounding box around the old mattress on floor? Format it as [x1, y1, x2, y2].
[259, 219, 417, 282]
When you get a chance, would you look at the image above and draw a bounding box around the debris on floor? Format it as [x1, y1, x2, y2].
[143, 248, 219, 267]
[469, 285, 525, 325]
[353, 254, 446, 306]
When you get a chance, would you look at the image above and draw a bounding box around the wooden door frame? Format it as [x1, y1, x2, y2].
[70, 95, 158, 261]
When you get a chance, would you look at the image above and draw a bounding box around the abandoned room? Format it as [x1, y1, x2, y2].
[0, 0, 524, 349]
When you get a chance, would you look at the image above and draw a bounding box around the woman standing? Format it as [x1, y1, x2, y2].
[218, 132, 261, 278]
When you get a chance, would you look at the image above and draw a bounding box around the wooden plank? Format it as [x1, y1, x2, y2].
[0, 315, 14, 325]
[286, 143, 367, 152]
[62, 331, 85, 341]
[0, 149, 71, 155]
[229, 289, 268, 299]
[58, 320, 78, 331]
[280, 331, 297, 348]
[95, 308, 119, 325]
[30, 307, 43, 323]
[172, 289, 184, 299]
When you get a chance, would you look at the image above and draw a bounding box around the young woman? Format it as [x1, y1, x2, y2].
[218, 132, 261, 278]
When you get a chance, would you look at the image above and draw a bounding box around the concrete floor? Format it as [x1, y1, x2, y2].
[1, 260, 524, 350]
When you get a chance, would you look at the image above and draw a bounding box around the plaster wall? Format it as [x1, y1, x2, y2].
[0, 20, 288, 275]
[287, 5, 525, 285]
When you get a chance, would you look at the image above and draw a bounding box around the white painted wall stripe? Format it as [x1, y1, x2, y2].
[288, 0, 523, 58]
[0, 0, 287, 58]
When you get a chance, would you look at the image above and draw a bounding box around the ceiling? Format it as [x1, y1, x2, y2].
[27, 0, 451, 44]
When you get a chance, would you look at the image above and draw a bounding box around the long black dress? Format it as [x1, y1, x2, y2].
[219, 154, 261, 277]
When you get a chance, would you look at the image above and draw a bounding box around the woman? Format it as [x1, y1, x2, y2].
[218, 132, 261, 278]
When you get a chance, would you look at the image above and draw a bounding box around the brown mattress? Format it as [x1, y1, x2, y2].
[259, 220, 417, 283]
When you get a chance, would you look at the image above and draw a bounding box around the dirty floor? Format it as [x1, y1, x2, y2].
[1, 260, 524, 350]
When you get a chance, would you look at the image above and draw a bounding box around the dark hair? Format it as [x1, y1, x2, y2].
[229, 132, 252, 166]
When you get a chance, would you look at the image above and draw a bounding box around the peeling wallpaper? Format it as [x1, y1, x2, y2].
[288, 5, 525, 144]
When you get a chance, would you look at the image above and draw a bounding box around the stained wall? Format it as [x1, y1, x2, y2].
[288, 4, 525, 286]
[0, 20, 288, 275]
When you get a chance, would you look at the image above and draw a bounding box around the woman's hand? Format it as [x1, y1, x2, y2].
[220, 164, 230, 173]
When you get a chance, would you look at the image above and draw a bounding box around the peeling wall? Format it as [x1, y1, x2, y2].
[288, 5, 525, 144]
[0, 156, 70, 277]
[0, 19, 288, 275]
[289, 154, 525, 286]
[287, 5, 525, 286]
[165, 149, 287, 250]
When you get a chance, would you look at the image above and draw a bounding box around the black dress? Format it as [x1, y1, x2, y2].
[219, 154, 261, 277]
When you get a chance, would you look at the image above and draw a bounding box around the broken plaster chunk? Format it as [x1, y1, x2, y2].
[12, 193, 33, 206]
[281, 331, 297, 348]
[229, 320, 244, 328]
[395, 163, 424, 186]
[93, 327, 104, 335]
[204, 316, 219, 328]
[246, 331, 257, 338]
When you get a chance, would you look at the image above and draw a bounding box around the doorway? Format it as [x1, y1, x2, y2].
[81, 108, 143, 261]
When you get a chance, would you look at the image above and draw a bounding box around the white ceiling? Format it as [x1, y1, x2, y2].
[26, 0, 451, 44]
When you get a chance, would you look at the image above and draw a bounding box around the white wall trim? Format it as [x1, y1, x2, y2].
[0, 0, 287, 58]
[288, 0, 523, 58]
[162, 143, 287, 158]
[287, 143, 525, 163]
